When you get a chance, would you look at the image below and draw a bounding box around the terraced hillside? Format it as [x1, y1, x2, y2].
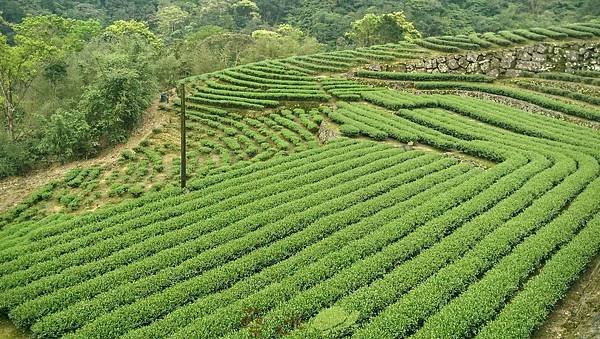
[0, 21, 599, 338]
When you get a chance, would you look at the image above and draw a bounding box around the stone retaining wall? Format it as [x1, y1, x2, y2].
[381, 41, 600, 78]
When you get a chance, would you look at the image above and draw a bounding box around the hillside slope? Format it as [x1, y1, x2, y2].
[0, 21, 599, 338]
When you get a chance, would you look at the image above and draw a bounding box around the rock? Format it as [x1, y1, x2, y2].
[566, 50, 579, 62]
[447, 58, 460, 70]
[500, 53, 516, 68]
[390, 41, 599, 79]
[504, 69, 522, 78]
[479, 59, 490, 72]
[518, 51, 532, 61]
[395, 64, 407, 72]
[466, 53, 478, 62]
[318, 121, 340, 143]
[531, 53, 546, 62]
[466, 62, 479, 73]
[487, 68, 500, 78]
[535, 44, 547, 53]
[424, 58, 437, 69]
[489, 57, 501, 69]
[516, 60, 542, 72]
[368, 64, 382, 71]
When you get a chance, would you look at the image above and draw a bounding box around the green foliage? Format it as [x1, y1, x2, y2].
[40, 109, 92, 162]
[103, 20, 162, 51]
[346, 12, 420, 47]
[0, 133, 32, 178]
[413, 82, 600, 122]
[339, 124, 360, 137]
[156, 4, 189, 40]
[1, 13, 600, 339]
[77, 45, 156, 145]
[356, 71, 493, 82]
[242, 25, 322, 62]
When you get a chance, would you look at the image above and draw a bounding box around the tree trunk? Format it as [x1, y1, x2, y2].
[4, 100, 15, 140]
[0, 82, 15, 141]
[1, 82, 16, 140]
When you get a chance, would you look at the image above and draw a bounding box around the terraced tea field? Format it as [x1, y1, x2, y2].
[0, 21, 599, 338]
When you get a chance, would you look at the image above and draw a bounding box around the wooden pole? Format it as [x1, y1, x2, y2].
[180, 83, 187, 189]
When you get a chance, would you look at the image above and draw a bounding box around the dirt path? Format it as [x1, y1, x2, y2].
[0, 101, 169, 213]
[534, 255, 600, 339]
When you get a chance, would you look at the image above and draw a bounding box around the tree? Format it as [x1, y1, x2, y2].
[78, 53, 155, 145]
[156, 4, 189, 40]
[346, 11, 421, 47]
[232, 0, 261, 30]
[0, 131, 31, 178]
[0, 15, 100, 140]
[18, 15, 101, 90]
[172, 26, 233, 76]
[103, 20, 163, 51]
[72, 21, 159, 146]
[191, 0, 235, 30]
[242, 24, 322, 62]
[40, 109, 92, 161]
[0, 31, 53, 140]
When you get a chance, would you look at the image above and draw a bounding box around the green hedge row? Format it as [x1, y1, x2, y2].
[355, 152, 595, 338]
[512, 29, 547, 41]
[1, 142, 367, 305]
[548, 26, 595, 38]
[57, 151, 435, 338]
[197, 87, 331, 102]
[425, 37, 481, 50]
[468, 34, 494, 48]
[188, 95, 270, 109]
[415, 39, 461, 52]
[482, 32, 513, 46]
[14, 145, 395, 335]
[356, 70, 493, 82]
[159, 160, 470, 339]
[513, 80, 600, 105]
[124, 166, 475, 339]
[564, 24, 600, 36]
[414, 82, 600, 121]
[234, 67, 315, 81]
[283, 58, 347, 73]
[498, 30, 529, 43]
[412, 161, 600, 339]
[299, 153, 551, 337]
[214, 73, 319, 90]
[529, 27, 568, 39]
[223, 70, 316, 86]
[534, 72, 600, 86]
[241, 155, 538, 338]
[476, 211, 600, 339]
[5, 145, 377, 302]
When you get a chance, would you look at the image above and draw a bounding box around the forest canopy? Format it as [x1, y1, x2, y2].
[2, 0, 598, 45]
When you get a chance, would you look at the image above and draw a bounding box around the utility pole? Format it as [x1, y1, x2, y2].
[180, 83, 187, 189]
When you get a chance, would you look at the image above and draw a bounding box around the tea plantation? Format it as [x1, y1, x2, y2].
[0, 21, 599, 338]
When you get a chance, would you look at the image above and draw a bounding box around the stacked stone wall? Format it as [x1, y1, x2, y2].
[380, 41, 600, 78]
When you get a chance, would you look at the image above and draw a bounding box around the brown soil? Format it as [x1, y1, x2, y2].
[0, 317, 27, 339]
[534, 255, 600, 339]
[0, 101, 169, 213]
